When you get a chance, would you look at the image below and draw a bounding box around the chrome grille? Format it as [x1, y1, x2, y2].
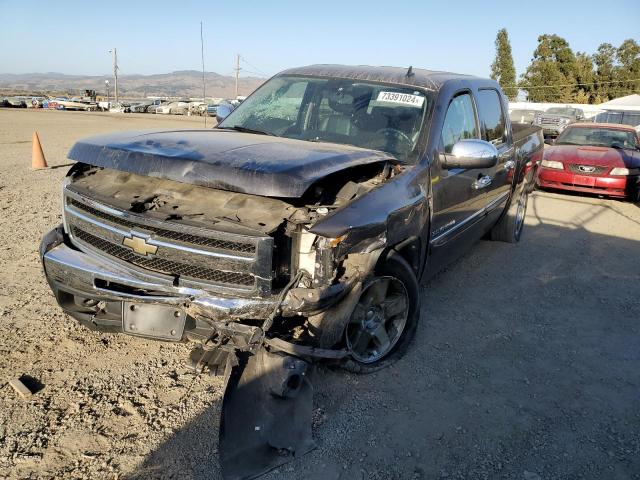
[68, 198, 255, 254]
[539, 116, 563, 125]
[72, 227, 255, 286]
[568, 165, 608, 175]
[63, 188, 274, 294]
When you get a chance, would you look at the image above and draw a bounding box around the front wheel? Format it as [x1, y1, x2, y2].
[490, 180, 529, 243]
[341, 253, 420, 373]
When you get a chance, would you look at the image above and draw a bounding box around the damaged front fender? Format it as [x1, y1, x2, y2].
[308, 167, 430, 261]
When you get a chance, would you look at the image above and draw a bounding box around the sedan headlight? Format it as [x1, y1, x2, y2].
[610, 167, 630, 176]
[541, 159, 564, 170]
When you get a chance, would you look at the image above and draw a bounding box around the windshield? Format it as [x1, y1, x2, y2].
[595, 111, 640, 128]
[556, 126, 638, 149]
[218, 75, 429, 162]
[546, 107, 576, 116]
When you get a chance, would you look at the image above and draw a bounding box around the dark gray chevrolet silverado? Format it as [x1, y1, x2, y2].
[40, 65, 543, 478]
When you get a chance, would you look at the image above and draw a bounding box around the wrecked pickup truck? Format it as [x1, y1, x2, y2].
[40, 65, 543, 479]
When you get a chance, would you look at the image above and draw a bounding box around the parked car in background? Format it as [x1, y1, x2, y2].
[187, 101, 207, 115]
[510, 109, 540, 125]
[28, 97, 48, 108]
[146, 101, 166, 114]
[130, 99, 166, 113]
[129, 100, 153, 113]
[148, 99, 167, 112]
[5, 97, 27, 108]
[156, 100, 189, 115]
[537, 123, 640, 201]
[595, 110, 640, 133]
[205, 102, 219, 116]
[108, 102, 131, 113]
[53, 97, 97, 111]
[534, 106, 585, 138]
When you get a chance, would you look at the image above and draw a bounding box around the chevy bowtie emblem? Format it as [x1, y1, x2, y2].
[122, 235, 158, 256]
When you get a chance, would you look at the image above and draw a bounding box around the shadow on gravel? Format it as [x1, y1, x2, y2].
[128, 201, 640, 480]
[125, 395, 222, 479]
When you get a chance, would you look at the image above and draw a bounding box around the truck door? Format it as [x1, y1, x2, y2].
[430, 91, 491, 250]
[474, 88, 514, 213]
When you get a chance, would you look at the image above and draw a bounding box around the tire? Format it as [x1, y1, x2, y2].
[341, 252, 420, 374]
[490, 178, 529, 243]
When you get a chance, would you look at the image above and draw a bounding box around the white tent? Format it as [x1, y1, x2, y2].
[598, 94, 640, 112]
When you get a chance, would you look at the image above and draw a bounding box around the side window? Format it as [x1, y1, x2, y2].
[441, 93, 478, 154]
[476, 89, 506, 145]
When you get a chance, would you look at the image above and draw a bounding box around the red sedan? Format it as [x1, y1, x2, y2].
[536, 123, 640, 201]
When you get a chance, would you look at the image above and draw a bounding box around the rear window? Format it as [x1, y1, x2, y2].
[476, 89, 506, 145]
[596, 111, 640, 128]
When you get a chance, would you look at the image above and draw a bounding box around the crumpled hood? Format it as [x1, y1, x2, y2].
[67, 129, 395, 198]
[545, 145, 640, 168]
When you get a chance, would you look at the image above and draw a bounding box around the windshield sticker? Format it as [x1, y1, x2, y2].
[376, 91, 425, 107]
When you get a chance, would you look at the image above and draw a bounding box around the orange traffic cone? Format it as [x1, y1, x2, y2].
[32, 131, 48, 170]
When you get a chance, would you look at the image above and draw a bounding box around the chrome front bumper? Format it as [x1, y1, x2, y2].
[41, 229, 279, 340]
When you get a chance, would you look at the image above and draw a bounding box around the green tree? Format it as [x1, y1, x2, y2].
[520, 34, 577, 102]
[490, 28, 517, 100]
[592, 43, 617, 101]
[573, 52, 595, 103]
[616, 39, 640, 97]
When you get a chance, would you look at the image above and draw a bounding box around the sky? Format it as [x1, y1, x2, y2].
[1, 0, 638, 80]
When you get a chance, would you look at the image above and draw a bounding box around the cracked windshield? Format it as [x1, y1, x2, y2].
[219, 75, 428, 162]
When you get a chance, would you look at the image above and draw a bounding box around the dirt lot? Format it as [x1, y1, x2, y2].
[0, 108, 639, 480]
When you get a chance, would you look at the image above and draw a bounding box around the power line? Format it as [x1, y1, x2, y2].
[239, 56, 269, 77]
[241, 69, 266, 77]
[521, 87, 640, 98]
[510, 78, 640, 90]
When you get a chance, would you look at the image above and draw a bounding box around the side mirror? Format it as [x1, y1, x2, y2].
[441, 139, 498, 170]
[544, 138, 555, 146]
[215, 103, 234, 124]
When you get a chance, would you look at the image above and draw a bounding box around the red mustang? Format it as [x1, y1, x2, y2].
[536, 123, 640, 201]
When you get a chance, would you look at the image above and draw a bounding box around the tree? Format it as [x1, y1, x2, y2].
[574, 52, 595, 102]
[520, 34, 577, 102]
[593, 43, 617, 101]
[616, 39, 640, 97]
[490, 29, 517, 100]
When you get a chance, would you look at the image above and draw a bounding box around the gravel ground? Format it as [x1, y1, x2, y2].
[1, 109, 639, 480]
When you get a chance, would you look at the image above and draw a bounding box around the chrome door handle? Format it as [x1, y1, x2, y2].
[472, 175, 492, 190]
[504, 160, 516, 170]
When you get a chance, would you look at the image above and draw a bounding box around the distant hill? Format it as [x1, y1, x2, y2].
[0, 70, 266, 99]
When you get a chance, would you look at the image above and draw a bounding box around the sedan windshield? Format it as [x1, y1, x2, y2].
[546, 107, 576, 116]
[556, 126, 638, 149]
[218, 75, 429, 163]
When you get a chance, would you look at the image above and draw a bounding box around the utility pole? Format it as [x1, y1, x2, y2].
[234, 53, 241, 99]
[109, 48, 119, 105]
[200, 21, 207, 128]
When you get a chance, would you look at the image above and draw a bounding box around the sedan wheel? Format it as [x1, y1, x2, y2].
[345, 276, 409, 364]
